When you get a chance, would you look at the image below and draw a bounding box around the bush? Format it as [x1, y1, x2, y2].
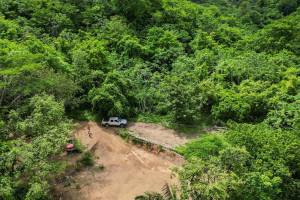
[125, 136, 129, 143]
[178, 134, 227, 159]
[75, 162, 83, 171]
[97, 164, 104, 171]
[75, 184, 80, 189]
[81, 151, 94, 166]
[132, 137, 143, 144]
[117, 129, 131, 138]
[158, 144, 164, 152]
[73, 138, 84, 153]
[64, 182, 71, 187]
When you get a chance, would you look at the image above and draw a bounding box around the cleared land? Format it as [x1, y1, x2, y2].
[56, 121, 186, 200]
[126, 122, 199, 148]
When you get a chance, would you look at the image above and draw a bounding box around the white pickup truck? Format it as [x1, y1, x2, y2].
[102, 117, 127, 128]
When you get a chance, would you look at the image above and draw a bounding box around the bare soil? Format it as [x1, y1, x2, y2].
[126, 122, 200, 148]
[55, 121, 185, 200]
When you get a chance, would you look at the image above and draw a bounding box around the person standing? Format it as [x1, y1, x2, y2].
[88, 125, 92, 138]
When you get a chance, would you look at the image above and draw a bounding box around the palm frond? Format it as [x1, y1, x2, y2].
[135, 191, 164, 200]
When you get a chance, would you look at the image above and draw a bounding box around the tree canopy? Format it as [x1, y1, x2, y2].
[0, 0, 299, 199]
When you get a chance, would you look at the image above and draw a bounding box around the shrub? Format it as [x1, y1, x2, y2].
[73, 138, 84, 153]
[125, 136, 129, 143]
[81, 151, 94, 166]
[97, 164, 104, 171]
[132, 137, 143, 144]
[75, 162, 82, 171]
[118, 129, 131, 138]
[75, 184, 80, 189]
[66, 162, 72, 169]
[180, 134, 227, 159]
[146, 141, 151, 147]
[158, 144, 164, 152]
[64, 182, 71, 187]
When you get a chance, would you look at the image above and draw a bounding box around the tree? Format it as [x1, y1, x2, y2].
[172, 157, 242, 200]
[1, 94, 75, 199]
[224, 122, 300, 199]
[88, 71, 132, 117]
[277, 0, 298, 16]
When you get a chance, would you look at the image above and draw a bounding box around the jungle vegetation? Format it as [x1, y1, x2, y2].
[0, 0, 299, 199]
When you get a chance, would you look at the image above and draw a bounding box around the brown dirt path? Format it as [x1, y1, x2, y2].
[57, 121, 185, 200]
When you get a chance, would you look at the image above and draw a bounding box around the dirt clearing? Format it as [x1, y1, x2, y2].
[126, 122, 200, 148]
[56, 121, 185, 200]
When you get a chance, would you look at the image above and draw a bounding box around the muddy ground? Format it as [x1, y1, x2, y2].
[55, 121, 187, 200]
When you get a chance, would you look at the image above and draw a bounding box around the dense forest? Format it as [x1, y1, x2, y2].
[0, 0, 299, 199]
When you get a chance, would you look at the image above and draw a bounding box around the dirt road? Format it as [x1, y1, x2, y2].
[57, 121, 185, 200]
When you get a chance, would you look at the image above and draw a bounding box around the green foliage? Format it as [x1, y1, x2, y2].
[135, 183, 178, 200]
[176, 134, 226, 159]
[158, 144, 164, 152]
[67, 110, 102, 122]
[172, 122, 300, 199]
[0, 94, 75, 199]
[8, 94, 68, 137]
[172, 157, 242, 200]
[97, 164, 104, 171]
[277, 0, 298, 15]
[0, 0, 299, 199]
[75, 162, 83, 171]
[0, 177, 15, 200]
[264, 99, 300, 130]
[224, 122, 300, 199]
[81, 151, 94, 166]
[132, 137, 144, 145]
[219, 146, 250, 175]
[25, 182, 49, 200]
[73, 39, 109, 71]
[75, 184, 80, 189]
[117, 129, 131, 138]
[254, 14, 300, 54]
[73, 138, 84, 153]
[64, 182, 71, 187]
[88, 71, 132, 117]
[0, 15, 22, 40]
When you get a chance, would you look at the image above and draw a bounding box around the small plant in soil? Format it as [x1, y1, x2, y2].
[75, 162, 82, 171]
[132, 137, 143, 145]
[66, 162, 72, 169]
[97, 164, 104, 171]
[158, 145, 164, 152]
[146, 141, 151, 147]
[118, 130, 131, 138]
[75, 184, 80, 189]
[64, 182, 71, 187]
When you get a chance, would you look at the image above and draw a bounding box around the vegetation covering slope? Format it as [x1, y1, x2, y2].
[0, 0, 299, 199]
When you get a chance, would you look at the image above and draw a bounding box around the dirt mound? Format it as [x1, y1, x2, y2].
[56, 121, 185, 200]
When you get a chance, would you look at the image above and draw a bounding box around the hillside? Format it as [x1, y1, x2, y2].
[0, 0, 299, 199]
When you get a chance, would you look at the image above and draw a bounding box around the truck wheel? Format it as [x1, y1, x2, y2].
[105, 123, 109, 128]
[120, 124, 125, 128]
